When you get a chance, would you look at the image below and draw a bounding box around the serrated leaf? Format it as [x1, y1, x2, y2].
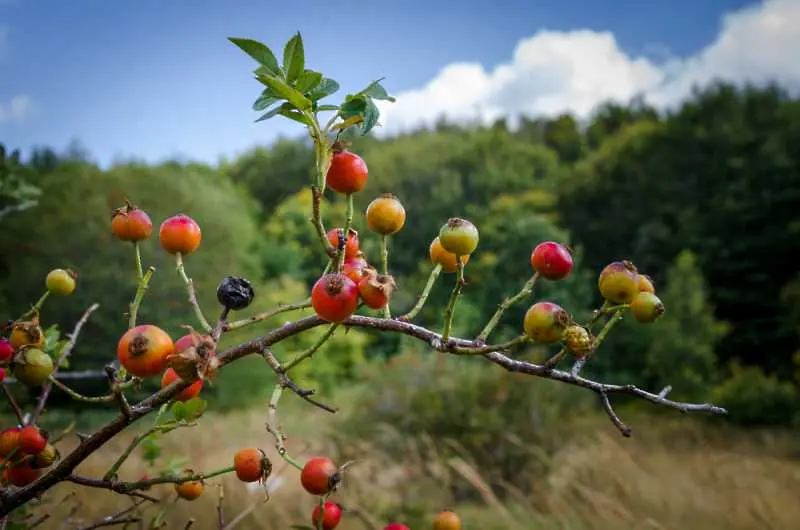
[253, 90, 281, 111]
[308, 78, 340, 101]
[256, 74, 312, 110]
[360, 79, 396, 102]
[360, 98, 381, 135]
[282, 32, 305, 83]
[295, 70, 323, 94]
[228, 37, 281, 76]
[339, 96, 368, 120]
[316, 104, 339, 111]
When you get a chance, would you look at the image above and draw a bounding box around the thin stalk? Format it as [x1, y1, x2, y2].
[398, 264, 442, 321]
[381, 234, 391, 318]
[337, 193, 354, 272]
[133, 242, 143, 281]
[129, 267, 155, 329]
[594, 308, 626, 347]
[175, 253, 212, 333]
[20, 291, 50, 320]
[476, 273, 539, 343]
[266, 384, 303, 470]
[48, 377, 117, 403]
[441, 257, 465, 343]
[224, 299, 311, 332]
[282, 323, 339, 373]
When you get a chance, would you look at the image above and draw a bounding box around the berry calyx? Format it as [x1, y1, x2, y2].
[357, 267, 397, 310]
[175, 476, 204, 500]
[433, 510, 462, 530]
[161, 368, 203, 401]
[439, 218, 479, 256]
[630, 292, 665, 323]
[167, 328, 217, 382]
[233, 448, 271, 483]
[300, 456, 338, 495]
[327, 148, 368, 194]
[637, 274, 656, 293]
[159, 214, 202, 255]
[563, 325, 595, 358]
[326, 228, 360, 260]
[311, 500, 344, 530]
[0, 338, 13, 361]
[117, 325, 174, 378]
[45, 268, 77, 296]
[11, 347, 54, 386]
[523, 302, 570, 344]
[366, 194, 406, 235]
[598, 261, 640, 304]
[429, 236, 469, 273]
[216, 275, 255, 311]
[343, 255, 369, 284]
[111, 200, 153, 242]
[311, 273, 359, 323]
[18, 426, 47, 455]
[9, 319, 45, 350]
[531, 241, 573, 281]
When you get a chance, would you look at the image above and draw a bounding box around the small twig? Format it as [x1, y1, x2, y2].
[105, 365, 133, 419]
[397, 263, 441, 322]
[217, 485, 225, 529]
[570, 358, 587, 377]
[599, 390, 632, 437]
[128, 267, 155, 330]
[47, 377, 117, 403]
[543, 348, 567, 370]
[79, 517, 142, 530]
[265, 383, 303, 470]
[71, 466, 235, 495]
[184, 520, 196, 530]
[1, 385, 25, 424]
[261, 350, 337, 413]
[337, 194, 354, 271]
[133, 242, 144, 281]
[28, 513, 50, 529]
[448, 335, 529, 356]
[211, 308, 230, 344]
[380, 234, 391, 318]
[102, 421, 189, 481]
[476, 273, 539, 344]
[31, 303, 100, 424]
[658, 385, 672, 399]
[441, 257, 465, 342]
[223, 299, 311, 332]
[311, 186, 336, 258]
[594, 308, 626, 347]
[175, 253, 212, 333]
[282, 323, 339, 373]
[20, 291, 50, 320]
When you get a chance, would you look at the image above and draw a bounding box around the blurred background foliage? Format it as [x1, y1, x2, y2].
[1, 81, 799, 432]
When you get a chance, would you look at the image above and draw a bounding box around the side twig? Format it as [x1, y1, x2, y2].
[397, 264, 441, 322]
[476, 273, 539, 344]
[175, 253, 212, 333]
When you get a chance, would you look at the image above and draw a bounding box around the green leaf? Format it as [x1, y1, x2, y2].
[308, 78, 340, 101]
[360, 98, 381, 135]
[360, 79, 396, 102]
[256, 74, 312, 110]
[228, 37, 281, 76]
[141, 435, 162, 463]
[254, 106, 284, 123]
[316, 104, 339, 112]
[339, 96, 368, 120]
[171, 401, 188, 422]
[279, 108, 314, 126]
[182, 397, 207, 420]
[253, 90, 281, 111]
[295, 70, 323, 94]
[282, 32, 305, 82]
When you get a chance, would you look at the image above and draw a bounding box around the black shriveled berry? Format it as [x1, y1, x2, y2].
[216, 276, 255, 310]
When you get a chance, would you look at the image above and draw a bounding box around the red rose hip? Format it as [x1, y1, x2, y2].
[312, 500, 343, 530]
[326, 150, 368, 194]
[531, 241, 573, 280]
[159, 214, 202, 255]
[300, 456, 337, 495]
[311, 274, 359, 323]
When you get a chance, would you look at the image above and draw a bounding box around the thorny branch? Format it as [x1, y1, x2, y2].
[0, 310, 727, 517]
[31, 303, 100, 424]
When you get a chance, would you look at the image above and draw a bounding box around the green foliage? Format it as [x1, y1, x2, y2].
[0, 143, 41, 221]
[711, 363, 799, 426]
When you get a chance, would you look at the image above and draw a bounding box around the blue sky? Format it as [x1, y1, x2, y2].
[0, 0, 788, 167]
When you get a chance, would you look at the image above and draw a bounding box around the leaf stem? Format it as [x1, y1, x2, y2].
[397, 264, 442, 322]
[175, 253, 212, 333]
[476, 273, 539, 344]
[441, 257, 465, 343]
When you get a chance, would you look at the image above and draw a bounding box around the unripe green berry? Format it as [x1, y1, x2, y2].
[598, 261, 639, 304]
[438, 218, 479, 256]
[45, 269, 77, 296]
[12, 347, 54, 387]
[630, 292, 665, 323]
[523, 302, 570, 344]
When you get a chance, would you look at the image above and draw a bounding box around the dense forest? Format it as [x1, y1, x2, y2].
[2, 81, 799, 427]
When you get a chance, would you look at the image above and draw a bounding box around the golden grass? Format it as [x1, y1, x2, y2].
[24, 405, 800, 530]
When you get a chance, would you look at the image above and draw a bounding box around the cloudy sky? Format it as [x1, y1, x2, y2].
[1, 0, 798, 167]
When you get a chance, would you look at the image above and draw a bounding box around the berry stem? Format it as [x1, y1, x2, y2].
[594, 308, 626, 348]
[315, 497, 325, 530]
[47, 376, 118, 403]
[282, 323, 339, 373]
[128, 266, 155, 330]
[441, 257, 465, 343]
[380, 234, 391, 318]
[1, 384, 25, 424]
[21, 291, 50, 320]
[476, 272, 540, 344]
[266, 383, 303, 471]
[175, 253, 213, 333]
[133, 242, 143, 281]
[449, 334, 529, 356]
[397, 263, 442, 322]
[543, 347, 567, 369]
[337, 193, 355, 272]
[224, 298, 312, 332]
[311, 186, 337, 259]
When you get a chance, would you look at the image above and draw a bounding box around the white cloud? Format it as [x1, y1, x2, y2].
[376, 0, 800, 134]
[0, 94, 36, 124]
